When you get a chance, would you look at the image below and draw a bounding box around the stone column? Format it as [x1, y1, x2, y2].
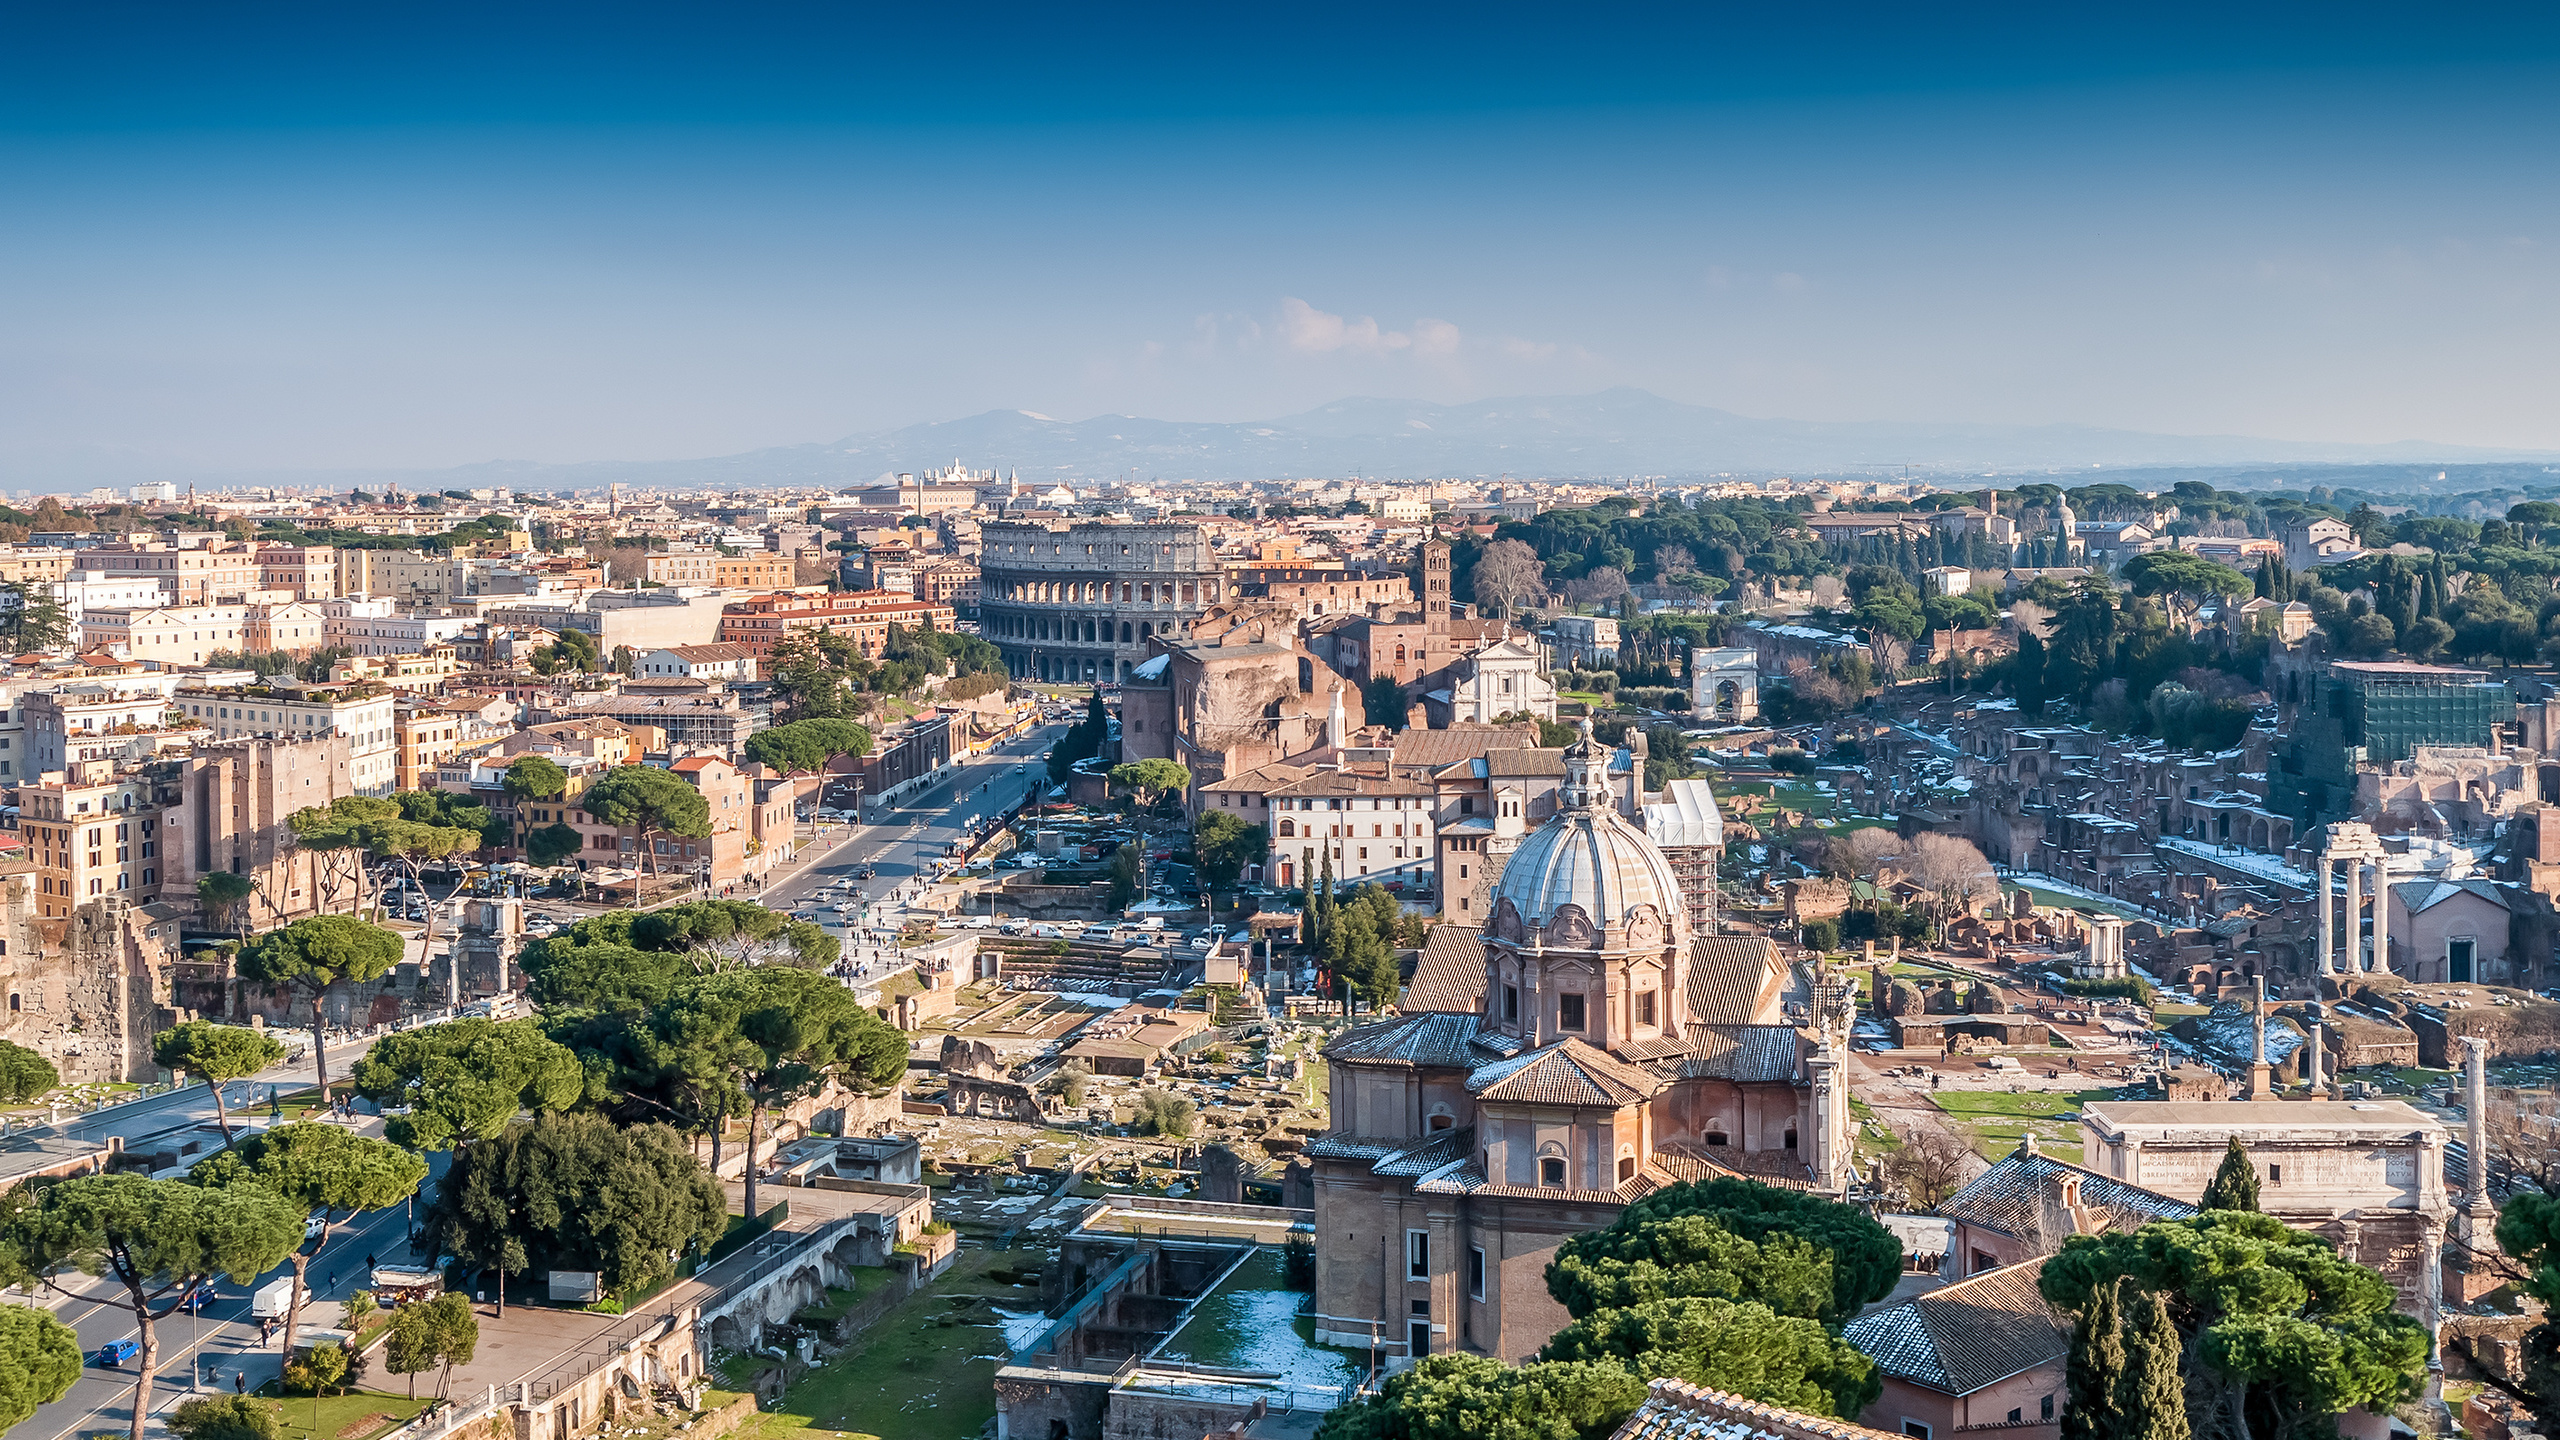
[2316, 856, 2334, 976]
[2466, 1035, 2491, 1197]
[2302, 1019, 2325, 1090]
[2371, 861, 2391, 975]
[2344, 858, 2364, 972]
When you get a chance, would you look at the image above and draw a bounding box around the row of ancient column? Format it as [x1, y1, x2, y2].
[2312, 848, 2389, 976]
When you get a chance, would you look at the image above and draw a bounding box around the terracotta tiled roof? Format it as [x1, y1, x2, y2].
[1666, 1026, 1803, 1084]
[1468, 1038, 1661, 1108]
[1202, 764, 1314, 795]
[1402, 924, 1483, 1015]
[1841, 1263, 2068, 1397]
[1688, 936, 1795, 1027]
[1609, 1377, 1907, 1440]
[1936, 1149, 2195, 1241]
[1388, 724, 1539, 771]
[1372, 1126, 1473, 1178]
[1323, 1011, 1488, 1069]
[1265, 769, 1433, 799]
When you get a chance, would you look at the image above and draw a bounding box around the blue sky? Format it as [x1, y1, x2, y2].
[6, 2, 2560, 476]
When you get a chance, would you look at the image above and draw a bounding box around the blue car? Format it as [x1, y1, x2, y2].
[95, 1339, 139, 1367]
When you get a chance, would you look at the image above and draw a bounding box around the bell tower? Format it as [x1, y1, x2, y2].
[1423, 541, 1450, 642]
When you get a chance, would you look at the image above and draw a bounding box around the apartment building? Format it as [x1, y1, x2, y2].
[715, 553, 801, 589]
[84, 605, 251, 666]
[498, 718, 634, 767]
[531, 685, 750, 758]
[0, 547, 78, 586]
[1264, 768, 1438, 898]
[241, 601, 328, 655]
[53, 573, 177, 650]
[637, 643, 758, 682]
[255, 545, 341, 600]
[643, 549, 721, 586]
[912, 557, 981, 611]
[394, 701, 472, 791]
[714, 590, 957, 661]
[80, 541, 263, 605]
[326, 612, 477, 657]
[21, 685, 183, 776]
[20, 760, 170, 920]
[173, 683, 400, 795]
[560, 753, 758, 885]
[330, 651, 460, 695]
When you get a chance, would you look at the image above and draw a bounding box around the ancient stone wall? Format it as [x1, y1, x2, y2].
[0, 887, 183, 1084]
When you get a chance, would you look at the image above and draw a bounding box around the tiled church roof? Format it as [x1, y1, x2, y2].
[1841, 1264, 2069, 1396]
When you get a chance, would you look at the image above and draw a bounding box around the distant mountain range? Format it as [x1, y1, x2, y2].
[22, 388, 2558, 490]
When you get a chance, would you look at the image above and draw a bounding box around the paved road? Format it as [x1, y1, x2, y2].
[26, 1141, 439, 1440]
[21, 718, 1079, 1439]
[759, 719, 1070, 964]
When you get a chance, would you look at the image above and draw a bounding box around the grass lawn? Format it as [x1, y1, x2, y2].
[247, 1388, 436, 1440]
[724, 1248, 1037, 1440]
[2012, 884, 2148, 921]
[1931, 1087, 2116, 1160]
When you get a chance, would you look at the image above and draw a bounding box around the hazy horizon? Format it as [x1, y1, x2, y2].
[8, 3, 2560, 477]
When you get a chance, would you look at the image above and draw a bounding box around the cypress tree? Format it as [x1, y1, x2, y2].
[1316, 849, 1337, 951]
[2199, 1135, 2261, 1211]
[2114, 1285, 2189, 1440]
[2060, 1275, 2126, 1440]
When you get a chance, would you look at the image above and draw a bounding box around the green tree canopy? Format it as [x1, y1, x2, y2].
[2199, 1137, 2260, 1212]
[518, 913, 687, 1011]
[1545, 1178, 1900, 1327]
[1193, 812, 1269, 891]
[285, 795, 403, 916]
[580, 766, 712, 875]
[233, 915, 404, 1095]
[0, 1302, 82, 1433]
[0, 1040, 57, 1105]
[1314, 1354, 1646, 1440]
[526, 821, 583, 867]
[428, 1113, 726, 1301]
[2036, 1212, 2429, 1440]
[2062, 1273, 2126, 1440]
[383, 1293, 477, 1400]
[637, 899, 836, 971]
[189, 1122, 428, 1363]
[501, 754, 569, 802]
[195, 871, 257, 939]
[0, 1174, 305, 1440]
[651, 966, 906, 1222]
[2119, 552, 2251, 600]
[1361, 676, 1411, 731]
[152, 1022, 284, 1141]
[167, 1394, 279, 1440]
[2484, 1193, 2560, 1422]
[1537, 1296, 1879, 1419]
[348, 1017, 586, 1150]
[1110, 758, 1190, 809]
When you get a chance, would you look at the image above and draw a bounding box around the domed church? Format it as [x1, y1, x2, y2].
[1306, 721, 1858, 1363]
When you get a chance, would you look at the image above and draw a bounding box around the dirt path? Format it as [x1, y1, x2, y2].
[1852, 1052, 1993, 1186]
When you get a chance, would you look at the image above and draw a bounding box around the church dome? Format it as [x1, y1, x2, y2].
[1487, 720, 1683, 940]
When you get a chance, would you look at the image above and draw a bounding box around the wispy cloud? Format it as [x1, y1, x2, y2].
[1277, 297, 1452, 355]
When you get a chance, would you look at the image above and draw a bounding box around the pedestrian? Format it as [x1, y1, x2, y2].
[367, 1253, 377, 1270]
[235, 1372, 246, 1395]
